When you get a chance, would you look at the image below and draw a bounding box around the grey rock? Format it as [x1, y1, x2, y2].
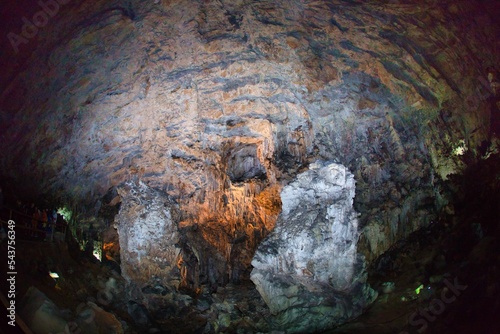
[251, 161, 377, 333]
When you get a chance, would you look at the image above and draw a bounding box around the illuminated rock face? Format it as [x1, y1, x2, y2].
[115, 181, 181, 295]
[251, 161, 377, 332]
[115, 159, 282, 300]
[0, 0, 499, 331]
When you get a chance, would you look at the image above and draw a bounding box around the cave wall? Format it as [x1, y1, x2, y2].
[1, 0, 499, 329]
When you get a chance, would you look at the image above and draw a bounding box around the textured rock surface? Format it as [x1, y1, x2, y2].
[1, 0, 499, 332]
[251, 161, 377, 332]
[115, 181, 181, 293]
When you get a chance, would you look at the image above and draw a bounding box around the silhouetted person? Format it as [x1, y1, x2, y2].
[41, 209, 48, 229]
[51, 209, 57, 224]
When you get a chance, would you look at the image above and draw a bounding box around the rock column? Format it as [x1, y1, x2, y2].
[251, 161, 377, 333]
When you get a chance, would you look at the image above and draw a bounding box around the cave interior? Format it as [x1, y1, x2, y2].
[0, 0, 499, 333]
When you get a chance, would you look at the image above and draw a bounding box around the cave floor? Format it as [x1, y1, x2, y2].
[0, 237, 136, 333]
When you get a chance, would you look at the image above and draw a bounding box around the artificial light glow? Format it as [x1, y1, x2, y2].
[415, 284, 424, 295]
[57, 206, 72, 222]
[93, 250, 102, 261]
[93, 241, 103, 261]
[49, 271, 59, 279]
[103, 242, 116, 261]
[452, 139, 467, 156]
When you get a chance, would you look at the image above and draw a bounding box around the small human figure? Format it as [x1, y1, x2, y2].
[47, 209, 57, 238]
[41, 209, 48, 229]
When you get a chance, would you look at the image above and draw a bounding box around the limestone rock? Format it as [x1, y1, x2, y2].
[19, 286, 124, 334]
[19, 287, 69, 334]
[116, 180, 181, 294]
[251, 161, 377, 332]
[76, 302, 124, 334]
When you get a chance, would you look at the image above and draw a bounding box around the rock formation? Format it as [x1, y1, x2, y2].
[115, 181, 181, 295]
[251, 161, 377, 332]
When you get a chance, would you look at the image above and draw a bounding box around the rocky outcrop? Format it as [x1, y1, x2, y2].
[115, 181, 181, 296]
[251, 161, 377, 332]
